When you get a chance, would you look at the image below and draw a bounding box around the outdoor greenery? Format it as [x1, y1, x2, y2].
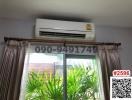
[26, 65, 99, 100]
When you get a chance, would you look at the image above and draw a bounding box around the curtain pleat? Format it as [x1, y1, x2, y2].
[97, 45, 121, 100]
[0, 40, 28, 100]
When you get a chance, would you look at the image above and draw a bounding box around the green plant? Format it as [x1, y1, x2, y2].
[26, 65, 99, 100]
[26, 72, 63, 100]
[45, 72, 63, 100]
[26, 72, 47, 100]
[67, 65, 85, 100]
[67, 65, 98, 100]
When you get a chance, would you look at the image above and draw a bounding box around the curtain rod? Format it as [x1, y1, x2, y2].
[4, 37, 121, 46]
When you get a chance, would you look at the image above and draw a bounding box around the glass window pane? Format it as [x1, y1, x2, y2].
[20, 53, 104, 100]
[21, 53, 64, 100]
[66, 57, 101, 100]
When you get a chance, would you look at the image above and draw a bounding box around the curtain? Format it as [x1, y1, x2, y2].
[97, 45, 121, 100]
[0, 40, 28, 100]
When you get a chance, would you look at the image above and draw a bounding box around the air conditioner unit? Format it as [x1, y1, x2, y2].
[35, 19, 95, 41]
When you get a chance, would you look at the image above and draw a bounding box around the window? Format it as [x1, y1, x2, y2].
[19, 45, 104, 100]
[66, 55, 102, 100]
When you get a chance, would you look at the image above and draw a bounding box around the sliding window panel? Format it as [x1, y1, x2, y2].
[66, 55, 101, 100]
[20, 52, 64, 100]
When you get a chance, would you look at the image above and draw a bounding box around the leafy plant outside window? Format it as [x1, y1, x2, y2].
[26, 65, 99, 100]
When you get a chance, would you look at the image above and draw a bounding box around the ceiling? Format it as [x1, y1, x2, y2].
[0, 0, 132, 28]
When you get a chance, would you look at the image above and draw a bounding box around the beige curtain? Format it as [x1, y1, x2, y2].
[0, 40, 28, 100]
[98, 45, 121, 100]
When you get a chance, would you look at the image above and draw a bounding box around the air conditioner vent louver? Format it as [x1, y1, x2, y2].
[39, 31, 86, 39]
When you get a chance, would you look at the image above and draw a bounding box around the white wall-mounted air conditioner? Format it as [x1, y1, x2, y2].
[35, 19, 95, 40]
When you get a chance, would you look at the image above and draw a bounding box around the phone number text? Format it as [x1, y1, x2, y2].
[34, 45, 97, 54]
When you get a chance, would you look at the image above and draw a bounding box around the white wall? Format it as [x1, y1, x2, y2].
[0, 18, 33, 59]
[96, 26, 132, 70]
[0, 18, 132, 70]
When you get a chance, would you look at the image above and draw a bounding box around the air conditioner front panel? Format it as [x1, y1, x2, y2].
[35, 19, 95, 41]
[36, 19, 94, 32]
